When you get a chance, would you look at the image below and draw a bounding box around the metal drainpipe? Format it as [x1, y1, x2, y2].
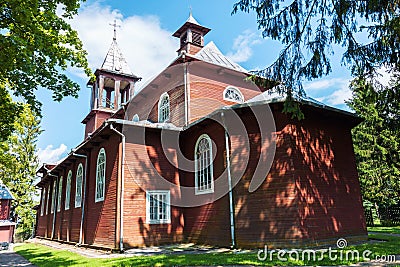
[72, 152, 88, 246]
[182, 51, 189, 126]
[47, 173, 58, 240]
[110, 123, 125, 252]
[221, 111, 236, 248]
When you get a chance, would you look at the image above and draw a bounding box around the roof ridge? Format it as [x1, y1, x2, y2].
[194, 41, 248, 73]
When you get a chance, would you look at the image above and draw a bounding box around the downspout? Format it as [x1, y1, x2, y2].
[110, 123, 125, 252]
[72, 152, 88, 246]
[47, 173, 58, 240]
[182, 51, 189, 126]
[221, 111, 236, 248]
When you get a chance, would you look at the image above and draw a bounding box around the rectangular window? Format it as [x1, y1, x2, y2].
[57, 176, 63, 212]
[146, 191, 170, 224]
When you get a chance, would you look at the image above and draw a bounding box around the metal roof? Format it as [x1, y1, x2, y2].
[193, 42, 248, 73]
[101, 39, 134, 75]
[0, 185, 14, 200]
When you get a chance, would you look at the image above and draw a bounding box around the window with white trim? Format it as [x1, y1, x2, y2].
[223, 86, 244, 103]
[57, 176, 63, 212]
[75, 164, 83, 208]
[51, 179, 56, 214]
[46, 184, 50, 215]
[95, 148, 106, 202]
[158, 93, 170, 122]
[40, 188, 46, 216]
[195, 134, 214, 194]
[65, 171, 72, 210]
[146, 191, 170, 224]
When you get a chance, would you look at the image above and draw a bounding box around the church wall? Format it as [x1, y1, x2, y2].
[122, 127, 184, 247]
[147, 85, 185, 125]
[36, 188, 47, 237]
[179, 121, 232, 247]
[291, 106, 367, 243]
[54, 168, 67, 241]
[188, 66, 262, 123]
[84, 135, 120, 248]
[232, 104, 367, 247]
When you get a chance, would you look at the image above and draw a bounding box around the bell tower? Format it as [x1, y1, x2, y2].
[82, 21, 141, 138]
[173, 13, 211, 55]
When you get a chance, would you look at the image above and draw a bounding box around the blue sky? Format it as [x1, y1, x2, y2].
[36, 0, 356, 163]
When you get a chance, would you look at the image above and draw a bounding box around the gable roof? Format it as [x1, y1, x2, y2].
[101, 39, 134, 75]
[0, 184, 14, 200]
[193, 42, 248, 73]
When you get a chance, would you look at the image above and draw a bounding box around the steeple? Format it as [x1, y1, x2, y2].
[82, 23, 142, 138]
[173, 13, 211, 55]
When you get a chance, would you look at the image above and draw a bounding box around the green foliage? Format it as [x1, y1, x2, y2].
[348, 76, 400, 206]
[0, 0, 92, 140]
[232, 0, 400, 101]
[0, 105, 42, 240]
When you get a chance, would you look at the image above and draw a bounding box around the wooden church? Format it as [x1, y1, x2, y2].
[35, 14, 367, 250]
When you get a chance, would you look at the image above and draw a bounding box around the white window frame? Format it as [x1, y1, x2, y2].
[57, 176, 63, 212]
[95, 148, 106, 202]
[146, 190, 171, 224]
[51, 179, 56, 214]
[75, 163, 83, 208]
[223, 86, 244, 103]
[65, 170, 72, 210]
[194, 134, 214, 195]
[158, 92, 170, 123]
[40, 188, 46, 216]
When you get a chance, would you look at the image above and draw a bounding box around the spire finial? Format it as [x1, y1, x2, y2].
[109, 19, 121, 41]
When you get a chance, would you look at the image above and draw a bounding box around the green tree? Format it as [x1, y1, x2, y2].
[0, 105, 42, 240]
[348, 77, 400, 206]
[232, 0, 400, 112]
[0, 0, 92, 140]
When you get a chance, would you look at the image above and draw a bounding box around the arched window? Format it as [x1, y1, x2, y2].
[223, 86, 244, 103]
[65, 170, 72, 210]
[40, 188, 46, 216]
[51, 179, 56, 214]
[57, 176, 63, 212]
[158, 93, 170, 123]
[95, 148, 106, 202]
[132, 114, 140, 122]
[195, 134, 214, 194]
[46, 184, 50, 215]
[75, 164, 83, 208]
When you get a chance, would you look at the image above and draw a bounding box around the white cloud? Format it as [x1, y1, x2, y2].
[69, 2, 178, 82]
[304, 78, 352, 106]
[227, 30, 262, 63]
[304, 78, 349, 91]
[37, 144, 68, 164]
[321, 86, 353, 106]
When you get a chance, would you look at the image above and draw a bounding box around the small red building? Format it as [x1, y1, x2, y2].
[0, 183, 16, 244]
[35, 15, 367, 250]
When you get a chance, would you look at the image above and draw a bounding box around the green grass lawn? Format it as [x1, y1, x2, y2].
[368, 226, 400, 235]
[14, 233, 400, 267]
